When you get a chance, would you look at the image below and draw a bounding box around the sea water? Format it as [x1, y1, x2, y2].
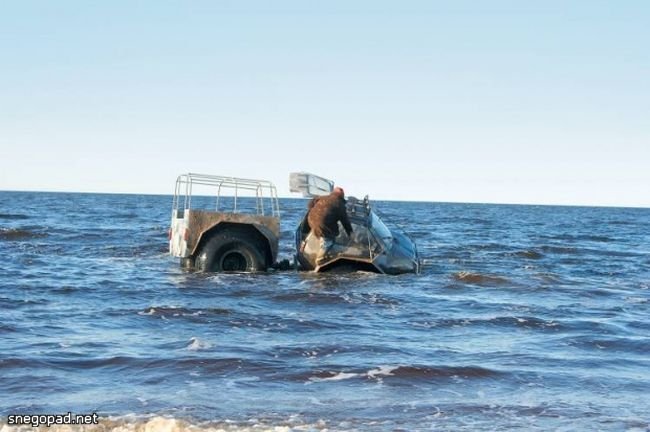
[1, 192, 649, 431]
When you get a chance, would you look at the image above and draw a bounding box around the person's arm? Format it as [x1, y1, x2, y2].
[300, 212, 311, 236]
[339, 202, 353, 236]
[302, 198, 319, 235]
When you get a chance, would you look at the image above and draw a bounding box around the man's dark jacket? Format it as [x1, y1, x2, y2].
[306, 193, 353, 239]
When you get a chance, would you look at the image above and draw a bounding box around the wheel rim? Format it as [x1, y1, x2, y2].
[220, 251, 248, 271]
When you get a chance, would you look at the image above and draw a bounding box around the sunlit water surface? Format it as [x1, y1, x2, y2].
[1, 192, 649, 431]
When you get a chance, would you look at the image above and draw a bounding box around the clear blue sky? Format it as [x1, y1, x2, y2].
[1, 1, 648, 206]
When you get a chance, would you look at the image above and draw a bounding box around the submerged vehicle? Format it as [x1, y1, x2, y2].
[291, 173, 420, 275]
[169, 172, 419, 274]
[169, 173, 280, 272]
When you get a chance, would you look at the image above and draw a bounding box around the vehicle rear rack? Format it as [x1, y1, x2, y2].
[172, 173, 280, 218]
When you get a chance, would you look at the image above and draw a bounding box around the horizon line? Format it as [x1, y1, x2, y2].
[1, 188, 648, 210]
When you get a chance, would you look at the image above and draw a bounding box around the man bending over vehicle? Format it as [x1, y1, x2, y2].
[306, 187, 353, 264]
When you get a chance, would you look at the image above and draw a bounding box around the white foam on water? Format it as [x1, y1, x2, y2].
[308, 371, 359, 383]
[1, 416, 334, 432]
[308, 365, 400, 384]
[366, 365, 399, 379]
[187, 337, 212, 351]
[138, 308, 157, 316]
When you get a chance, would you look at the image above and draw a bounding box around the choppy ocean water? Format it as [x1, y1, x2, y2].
[1, 191, 649, 431]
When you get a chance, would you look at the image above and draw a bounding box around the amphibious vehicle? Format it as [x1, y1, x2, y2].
[169, 172, 419, 274]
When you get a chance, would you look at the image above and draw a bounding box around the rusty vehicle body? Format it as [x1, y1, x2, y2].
[169, 173, 280, 272]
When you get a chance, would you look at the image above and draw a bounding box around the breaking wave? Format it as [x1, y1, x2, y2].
[301, 364, 502, 383]
[1, 416, 333, 432]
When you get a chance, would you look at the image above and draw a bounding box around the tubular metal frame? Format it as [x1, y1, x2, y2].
[172, 173, 280, 218]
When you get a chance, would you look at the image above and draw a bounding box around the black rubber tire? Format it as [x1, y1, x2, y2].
[194, 231, 268, 272]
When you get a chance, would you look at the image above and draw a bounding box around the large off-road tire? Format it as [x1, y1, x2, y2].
[194, 231, 268, 272]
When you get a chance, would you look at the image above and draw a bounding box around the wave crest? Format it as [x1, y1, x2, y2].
[453, 271, 510, 285]
[0, 228, 48, 241]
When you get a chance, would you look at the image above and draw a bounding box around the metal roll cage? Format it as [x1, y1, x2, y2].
[172, 173, 280, 218]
